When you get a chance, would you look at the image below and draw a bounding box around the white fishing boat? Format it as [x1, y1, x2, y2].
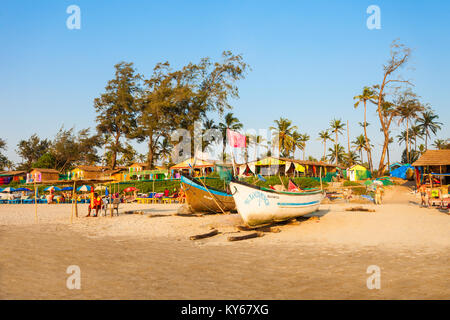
[229, 180, 324, 227]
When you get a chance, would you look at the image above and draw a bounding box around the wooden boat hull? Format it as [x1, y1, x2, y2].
[181, 175, 236, 213]
[230, 181, 323, 227]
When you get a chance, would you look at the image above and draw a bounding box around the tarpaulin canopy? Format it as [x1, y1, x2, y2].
[390, 164, 413, 180]
[253, 157, 286, 166]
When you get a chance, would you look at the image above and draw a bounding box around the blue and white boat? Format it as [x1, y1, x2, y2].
[229, 180, 323, 227]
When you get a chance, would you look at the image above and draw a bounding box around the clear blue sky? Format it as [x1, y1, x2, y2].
[1, 0, 449, 165]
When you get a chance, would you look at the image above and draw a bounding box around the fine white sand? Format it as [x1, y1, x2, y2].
[0, 185, 449, 299]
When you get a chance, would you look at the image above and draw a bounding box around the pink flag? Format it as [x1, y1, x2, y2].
[227, 129, 246, 148]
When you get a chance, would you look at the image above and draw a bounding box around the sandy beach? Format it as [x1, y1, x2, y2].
[0, 185, 449, 299]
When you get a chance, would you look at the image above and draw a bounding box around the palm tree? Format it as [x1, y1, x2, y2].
[269, 118, 297, 157]
[409, 125, 422, 151]
[218, 113, 243, 162]
[157, 137, 172, 163]
[318, 130, 332, 162]
[432, 139, 447, 150]
[396, 97, 424, 163]
[397, 130, 414, 150]
[300, 133, 310, 160]
[344, 151, 360, 167]
[354, 87, 377, 171]
[327, 143, 345, 165]
[202, 118, 219, 154]
[253, 135, 265, 161]
[352, 134, 366, 163]
[291, 131, 302, 159]
[416, 111, 442, 150]
[329, 119, 346, 165]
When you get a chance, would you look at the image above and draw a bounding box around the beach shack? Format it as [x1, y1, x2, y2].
[412, 150, 450, 186]
[27, 168, 59, 183]
[70, 166, 109, 180]
[102, 168, 128, 182]
[0, 170, 27, 185]
[170, 158, 215, 178]
[128, 162, 148, 173]
[346, 164, 371, 181]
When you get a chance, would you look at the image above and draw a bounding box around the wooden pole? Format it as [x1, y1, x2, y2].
[74, 181, 78, 218]
[319, 166, 323, 192]
[34, 181, 38, 223]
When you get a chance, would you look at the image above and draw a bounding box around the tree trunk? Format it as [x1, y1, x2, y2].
[387, 143, 391, 172]
[363, 101, 373, 172]
[111, 134, 120, 169]
[406, 119, 410, 163]
[323, 142, 326, 161]
[147, 136, 155, 169]
[335, 132, 338, 165]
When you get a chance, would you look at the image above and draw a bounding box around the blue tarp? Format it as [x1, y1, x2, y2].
[390, 164, 413, 180]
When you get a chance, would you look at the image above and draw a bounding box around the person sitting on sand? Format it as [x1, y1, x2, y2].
[86, 192, 102, 217]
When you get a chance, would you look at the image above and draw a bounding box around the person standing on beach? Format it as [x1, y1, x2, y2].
[419, 184, 427, 207]
[86, 192, 101, 217]
[375, 185, 382, 205]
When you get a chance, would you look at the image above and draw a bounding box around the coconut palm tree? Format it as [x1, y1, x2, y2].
[327, 143, 345, 165]
[300, 133, 310, 160]
[269, 118, 297, 157]
[318, 130, 332, 162]
[396, 97, 424, 163]
[329, 119, 346, 165]
[202, 118, 219, 154]
[397, 130, 414, 150]
[416, 110, 442, 150]
[156, 137, 172, 163]
[344, 151, 360, 167]
[409, 125, 422, 151]
[432, 139, 447, 150]
[352, 134, 366, 163]
[354, 87, 377, 171]
[291, 131, 302, 159]
[218, 113, 243, 161]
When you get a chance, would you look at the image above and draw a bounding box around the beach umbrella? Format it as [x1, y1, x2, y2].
[95, 185, 106, 191]
[123, 187, 138, 193]
[2, 187, 15, 192]
[105, 187, 109, 197]
[44, 186, 61, 192]
[77, 185, 91, 192]
[0, 187, 3, 192]
[61, 187, 73, 191]
[15, 187, 32, 192]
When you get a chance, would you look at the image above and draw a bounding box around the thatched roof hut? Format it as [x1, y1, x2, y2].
[412, 150, 450, 167]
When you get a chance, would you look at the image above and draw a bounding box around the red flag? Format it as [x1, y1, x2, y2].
[227, 129, 246, 148]
[288, 180, 300, 192]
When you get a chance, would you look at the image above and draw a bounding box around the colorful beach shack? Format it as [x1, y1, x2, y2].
[170, 158, 215, 178]
[0, 170, 27, 185]
[412, 150, 450, 186]
[27, 168, 59, 183]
